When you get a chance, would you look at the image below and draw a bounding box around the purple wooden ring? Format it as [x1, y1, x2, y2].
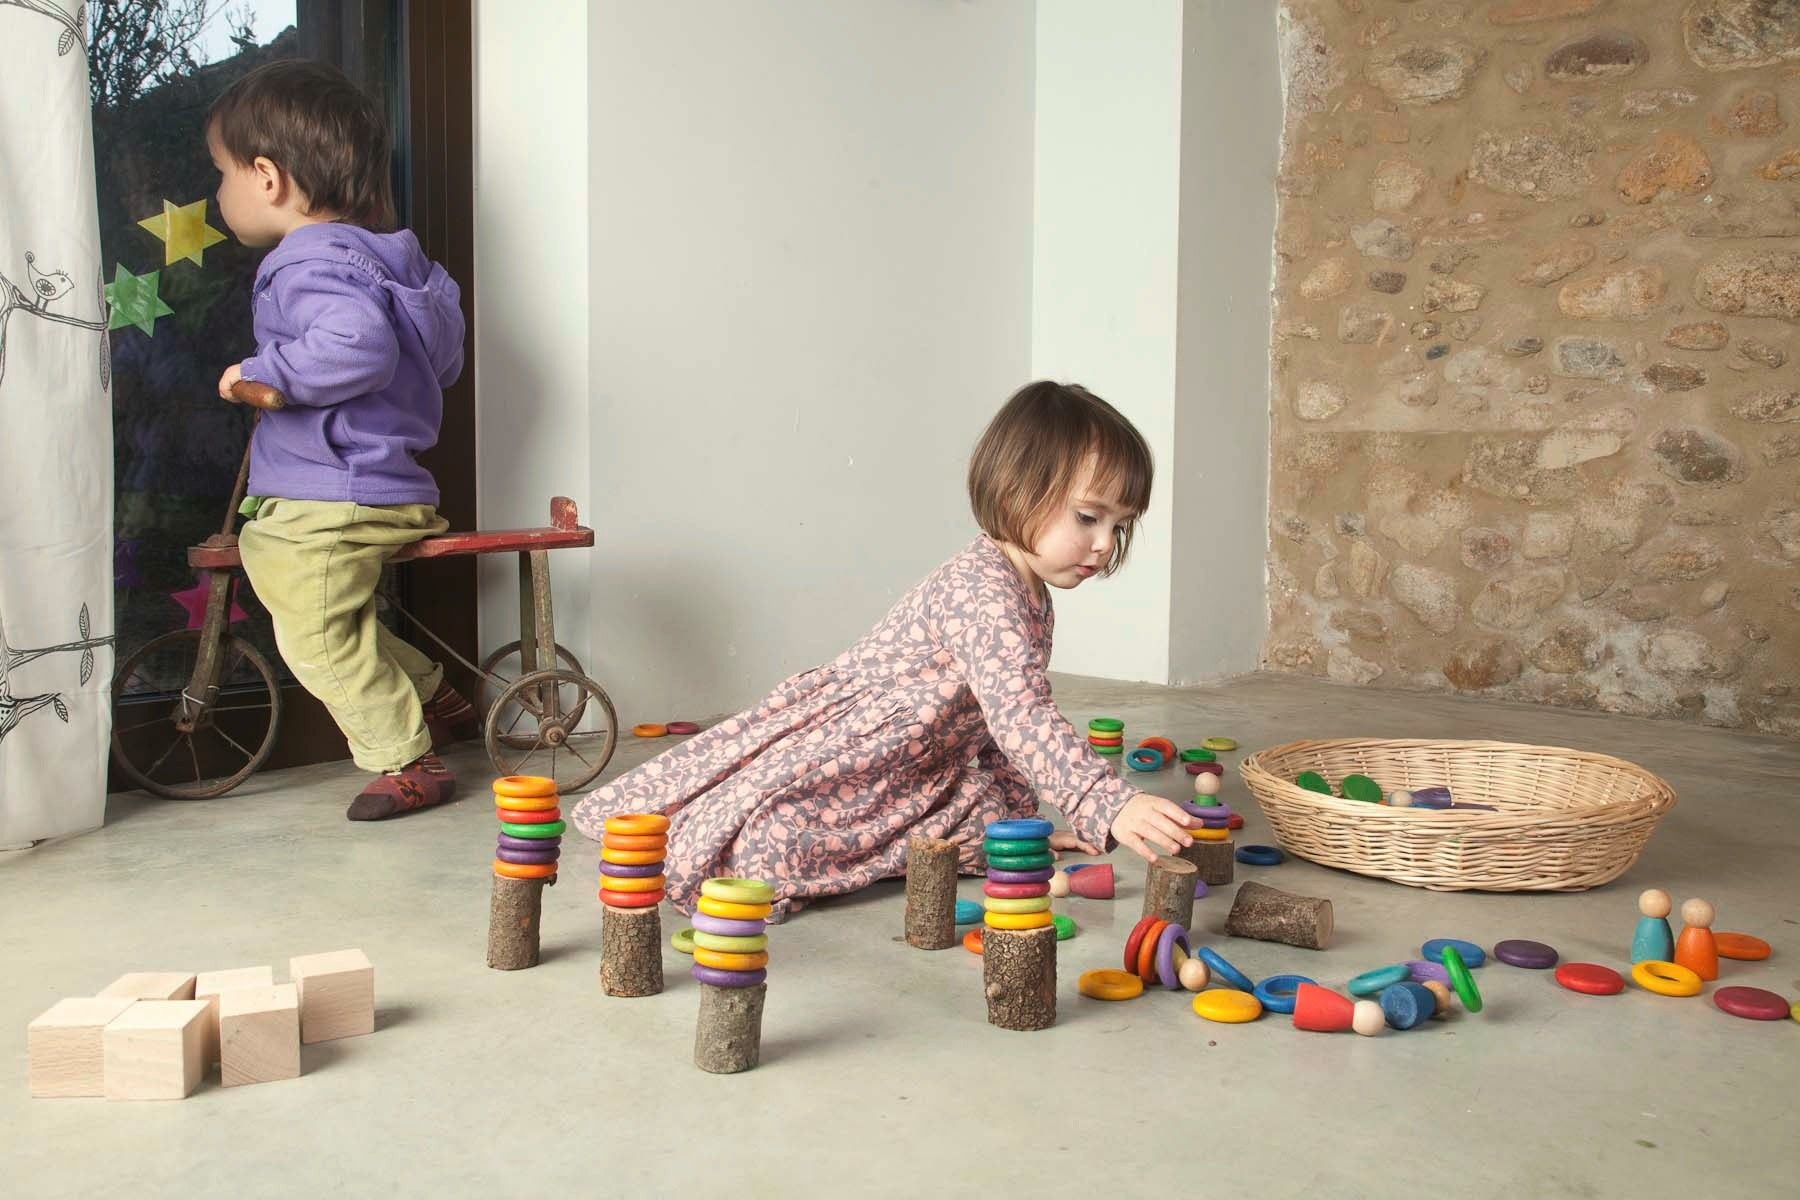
[692, 912, 766, 937]
[1179, 800, 1233, 820]
[986, 866, 1056, 883]
[599, 860, 664, 878]
[1193, 880, 1209, 900]
[498, 833, 561, 852]
[1406, 959, 1451, 984]
[691, 964, 767, 988]
[495, 846, 560, 865]
[1184, 761, 1225, 777]
[1155, 923, 1190, 990]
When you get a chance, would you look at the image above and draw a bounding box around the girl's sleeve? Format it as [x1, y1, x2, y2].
[926, 564, 1135, 850]
[975, 740, 1039, 821]
[240, 265, 399, 407]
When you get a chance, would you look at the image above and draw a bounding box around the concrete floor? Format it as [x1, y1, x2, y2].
[3, 672, 1797, 1199]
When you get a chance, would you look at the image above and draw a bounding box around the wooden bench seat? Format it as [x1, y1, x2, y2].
[188, 497, 593, 570]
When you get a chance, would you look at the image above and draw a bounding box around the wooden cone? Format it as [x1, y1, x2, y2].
[1178, 838, 1235, 885]
[486, 875, 546, 970]
[904, 835, 959, 949]
[600, 904, 665, 997]
[1223, 880, 1334, 950]
[982, 924, 1057, 1031]
[1068, 863, 1114, 899]
[1292, 982, 1355, 1032]
[694, 982, 766, 1074]
[1141, 855, 1198, 928]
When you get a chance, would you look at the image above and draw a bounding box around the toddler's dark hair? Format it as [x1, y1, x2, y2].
[208, 58, 396, 231]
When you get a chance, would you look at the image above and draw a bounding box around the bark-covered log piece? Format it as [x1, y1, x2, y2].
[1223, 880, 1335, 950]
[982, 925, 1057, 1031]
[904, 834, 959, 950]
[694, 982, 767, 1073]
[1141, 855, 1198, 928]
[600, 904, 664, 997]
[1179, 838, 1235, 886]
[487, 875, 546, 970]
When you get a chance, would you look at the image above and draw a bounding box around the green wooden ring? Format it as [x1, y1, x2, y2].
[983, 837, 1051, 857]
[1092, 744, 1123, 755]
[986, 851, 1055, 870]
[1180, 748, 1216, 763]
[699, 877, 775, 904]
[670, 927, 696, 955]
[1087, 717, 1124, 733]
[693, 931, 770, 953]
[499, 819, 567, 838]
[1441, 945, 1484, 1014]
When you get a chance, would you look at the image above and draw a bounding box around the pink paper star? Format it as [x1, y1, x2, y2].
[169, 573, 248, 630]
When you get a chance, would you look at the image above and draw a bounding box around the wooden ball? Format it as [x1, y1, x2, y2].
[1422, 979, 1455, 1018]
[1352, 1000, 1386, 1036]
[1387, 789, 1413, 807]
[1049, 872, 1071, 898]
[1638, 888, 1671, 919]
[1680, 897, 1714, 928]
[1193, 772, 1222, 797]
[1177, 958, 1210, 992]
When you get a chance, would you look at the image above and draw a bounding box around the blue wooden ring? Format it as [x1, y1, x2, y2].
[1348, 963, 1413, 997]
[1196, 946, 1254, 992]
[954, 899, 983, 926]
[1126, 747, 1165, 772]
[986, 818, 1054, 840]
[1236, 844, 1284, 866]
[1421, 937, 1486, 968]
[1252, 973, 1314, 1014]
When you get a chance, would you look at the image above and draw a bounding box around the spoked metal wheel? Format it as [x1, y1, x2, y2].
[478, 640, 591, 750]
[111, 630, 283, 799]
[483, 667, 617, 794]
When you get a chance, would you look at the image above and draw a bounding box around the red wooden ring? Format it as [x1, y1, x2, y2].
[1123, 915, 1160, 973]
[598, 888, 665, 908]
[983, 881, 1052, 899]
[496, 806, 562, 824]
[1184, 761, 1225, 777]
[666, 721, 701, 735]
[1137, 736, 1178, 760]
[1087, 735, 1123, 747]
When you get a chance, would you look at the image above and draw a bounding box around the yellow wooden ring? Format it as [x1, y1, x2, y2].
[699, 877, 776, 905]
[1632, 960, 1702, 997]
[493, 775, 558, 800]
[1189, 827, 1230, 842]
[1078, 969, 1144, 1001]
[983, 910, 1054, 931]
[693, 931, 769, 953]
[1201, 736, 1238, 752]
[599, 874, 667, 893]
[1192, 988, 1262, 1023]
[603, 813, 670, 836]
[982, 896, 1053, 915]
[694, 948, 769, 971]
[600, 846, 665, 865]
[696, 897, 774, 920]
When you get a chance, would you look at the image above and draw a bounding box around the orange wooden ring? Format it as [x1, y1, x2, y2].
[1138, 736, 1178, 760]
[602, 832, 668, 851]
[963, 928, 984, 954]
[491, 796, 558, 814]
[492, 775, 558, 800]
[696, 897, 774, 921]
[493, 859, 557, 880]
[632, 723, 668, 738]
[693, 948, 770, 971]
[598, 889, 664, 908]
[604, 813, 671, 836]
[1137, 919, 1167, 983]
[1714, 932, 1771, 961]
[600, 846, 665, 865]
[600, 874, 667, 893]
[495, 806, 561, 824]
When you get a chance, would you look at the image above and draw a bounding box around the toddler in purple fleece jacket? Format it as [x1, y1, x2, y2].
[207, 59, 478, 820]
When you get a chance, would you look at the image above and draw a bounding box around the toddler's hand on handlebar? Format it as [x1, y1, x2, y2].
[218, 362, 243, 401]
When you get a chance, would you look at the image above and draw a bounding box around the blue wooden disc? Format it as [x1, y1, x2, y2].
[1421, 937, 1486, 968]
[1236, 844, 1284, 866]
[1379, 981, 1435, 1030]
[954, 899, 983, 926]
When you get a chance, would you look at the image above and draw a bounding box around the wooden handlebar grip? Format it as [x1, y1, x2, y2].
[230, 379, 287, 409]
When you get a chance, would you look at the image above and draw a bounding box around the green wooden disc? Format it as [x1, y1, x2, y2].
[1294, 771, 1332, 796]
[983, 836, 1051, 857]
[986, 851, 1055, 870]
[1053, 914, 1077, 941]
[1180, 748, 1216, 763]
[1341, 774, 1383, 803]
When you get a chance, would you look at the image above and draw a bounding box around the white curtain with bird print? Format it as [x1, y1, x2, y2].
[0, 0, 114, 844]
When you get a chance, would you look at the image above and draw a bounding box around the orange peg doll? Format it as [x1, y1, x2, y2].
[1672, 898, 1719, 982]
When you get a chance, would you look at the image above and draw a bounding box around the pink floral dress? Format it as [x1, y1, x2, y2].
[571, 536, 1136, 921]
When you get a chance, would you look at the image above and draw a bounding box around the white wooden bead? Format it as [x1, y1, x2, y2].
[1049, 872, 1071, 898]
[1352, 1000, 1386, 1036]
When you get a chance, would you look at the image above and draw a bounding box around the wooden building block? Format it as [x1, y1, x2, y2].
[102, 1000, 209, 1100]
[219, 984, 301, 1087]
[98, 972, 198, 1001]
[27, 996, 137, 1098]
[289, 949, 374, 1043]
[195, 965, 275, 1063]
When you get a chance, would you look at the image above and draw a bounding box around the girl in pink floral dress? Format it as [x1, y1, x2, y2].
[571, 382, 1201, 920]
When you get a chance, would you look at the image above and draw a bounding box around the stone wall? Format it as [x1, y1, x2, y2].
[1265, 0, 1800, 737]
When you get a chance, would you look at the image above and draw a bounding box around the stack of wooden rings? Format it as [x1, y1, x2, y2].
[1123, 914, 1195, 990]
[692, 878, 775, 987]
[1179, 799, 1233, 843]
[1087, 717, 1124, 760]
[1127, 735, 1177, 773]
[983, 818, 1056, 932]
[599, 813, 669, 909]
[494, 776, 563, 881]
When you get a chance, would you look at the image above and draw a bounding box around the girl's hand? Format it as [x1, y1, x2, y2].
[218, 362, 243, 400]
[1048, 829, 1100, 856]
[1109, 793, 1196, 863]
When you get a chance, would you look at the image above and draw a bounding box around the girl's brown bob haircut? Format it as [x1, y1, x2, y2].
[207, 58, 397, 231]
[967, 381, 1154, 576]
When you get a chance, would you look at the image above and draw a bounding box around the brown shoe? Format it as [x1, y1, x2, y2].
[422, 680, 482, 749]
[347, 753, 457, 821]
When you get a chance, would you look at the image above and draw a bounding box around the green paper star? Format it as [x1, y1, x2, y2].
[137, 198, 228, 267]
[104, 264, 174, 335]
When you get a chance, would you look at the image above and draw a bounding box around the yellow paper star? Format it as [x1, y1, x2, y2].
[137, 198, 228, 267]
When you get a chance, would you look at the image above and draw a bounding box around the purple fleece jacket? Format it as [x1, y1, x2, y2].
[240, 222, 464, 506]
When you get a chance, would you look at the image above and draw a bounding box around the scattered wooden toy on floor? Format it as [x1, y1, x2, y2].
[1674, 898, 1720, 981]
[1555, 962, 1625, 996]
[1234, 844, 1285, 867]
[1225, 880, 1333, 950]
[1291, 982, 1353, 1032]
[1632, 959, 1702, 998]
[1067, 863, 1115, 899]
[1421, 937, 1486, 968]
[1714, 932, 1771, 961]
[1494, 939, 1557, 969]
[1713, 987, 1790, 1021]
[1631, 889, 1675, 963]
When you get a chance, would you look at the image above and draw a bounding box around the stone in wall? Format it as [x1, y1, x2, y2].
[1731, 388, 1799, 422]
[1367, 41, 1485, 106]
[1616, 133, 1714, 203]
[1389, 563, 1461, 634]
[1530, 624, 1600, 674]
[1371, 157, 1430, 213]
[1471, 566, 1567, 630]
[1296, 380, 1350, 421]
[1300, 257, 1355, 299]
[1489, 0, 1605, 25]
[1558, 265, 1667, 319]
[1694, 250, 1800, 319]
[1469, 125, 1598, 200]
[1545, 31, 1648, 82]
[1651, 427, 1744, 484]
[1665, 320, 1729, 350]
[1712, 88, 1786, 136]
[1682, 0, 1800, 71]
[1443, 636, 1524, 690]
[1517, 240, 1596, 286]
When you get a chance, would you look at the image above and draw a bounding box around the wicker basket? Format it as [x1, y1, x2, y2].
[1238, 738, 1677, 892]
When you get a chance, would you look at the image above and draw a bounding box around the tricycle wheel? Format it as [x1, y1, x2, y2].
[483, 667, 617, 794]
[110, 630, 283, 799]
[476, 639, 590, 744]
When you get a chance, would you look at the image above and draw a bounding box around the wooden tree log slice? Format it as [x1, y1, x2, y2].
[1179, 838, 1235, 886]
[904, 834, 959, 949]
[1141, 855, 1198, 928]
[1223, 880, 1335, 950]
[486, 875, 545, 970]
[983, 924, 1057, 1031]
[600, 904, 665, 997]
[694, 982, 767, 1073]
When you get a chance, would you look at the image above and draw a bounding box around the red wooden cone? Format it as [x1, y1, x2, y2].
[1069, 864, 1115, 900]
[1292, 982, 1355, 1032]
